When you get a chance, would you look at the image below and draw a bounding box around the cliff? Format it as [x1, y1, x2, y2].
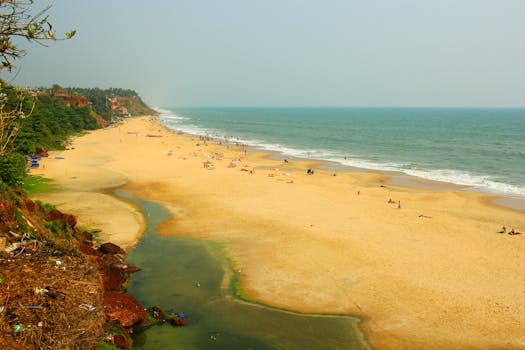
[63, 87, 157, 121]
[0, 186, 146, 349]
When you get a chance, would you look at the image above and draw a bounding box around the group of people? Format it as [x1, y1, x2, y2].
[388, 198, 401, 209]
[498, 226, 521, 235]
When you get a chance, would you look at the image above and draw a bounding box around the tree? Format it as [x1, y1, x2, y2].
[0, 84, 32, 157]
[0, 0, 75, 157]
[0, 0, 76, 71]
[0, 151, 25, 185]
[0, 1, 75, 184]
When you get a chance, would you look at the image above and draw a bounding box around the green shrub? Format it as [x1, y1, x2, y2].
[36, 200, 56, 214]
[0, 153, 27, 187]
[44, 221, 72, 238]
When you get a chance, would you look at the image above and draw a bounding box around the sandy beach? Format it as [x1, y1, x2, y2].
[31, 116, 525, 349]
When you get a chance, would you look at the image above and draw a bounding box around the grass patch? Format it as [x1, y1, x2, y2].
[72, 130, 89, 137]
[36, 200, 56, 215]
[78, 226, 102, 244]
[96, 340, 120, 350]
[21, 176, 56, 196]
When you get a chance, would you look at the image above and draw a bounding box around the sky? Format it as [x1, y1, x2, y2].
[4, 0, 525, 108]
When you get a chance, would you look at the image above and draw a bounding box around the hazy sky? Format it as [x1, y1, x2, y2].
[5, 0, 525, 107]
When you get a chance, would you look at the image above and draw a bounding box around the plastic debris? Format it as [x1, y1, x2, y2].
[7, 230, 20, 238]
[5, 243, 20, 253]
[13, 324, 21, 333]
[78, 304, 96, 311]
[34, 287, 49, 295]
[18, 301, 43, 309]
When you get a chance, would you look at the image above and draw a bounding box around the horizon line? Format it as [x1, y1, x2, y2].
[161, 105, 525, 110]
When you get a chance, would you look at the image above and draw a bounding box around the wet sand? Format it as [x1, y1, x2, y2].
[31, 116, 525, 349]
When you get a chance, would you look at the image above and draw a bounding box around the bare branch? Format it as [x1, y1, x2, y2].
[0, 0, 75, 71]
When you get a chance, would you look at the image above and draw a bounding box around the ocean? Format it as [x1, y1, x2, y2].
[158, 107, 525, 197]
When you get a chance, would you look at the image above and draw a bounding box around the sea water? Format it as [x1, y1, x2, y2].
[159, 107, 525, 196]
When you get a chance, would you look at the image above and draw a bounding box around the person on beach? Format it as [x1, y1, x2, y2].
[398, 200, 401, 209]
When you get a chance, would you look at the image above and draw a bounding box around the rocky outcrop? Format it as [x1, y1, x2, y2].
[103, 293, 148, 328]
[169, 315, 188, 326]
[52, 92, 88, 108]
[149, 306, 165, 321]
[79, 241, 101, 256]
[79, 236, 146, 349]
[86, 248, 140, 293]
[35, 147, 49, 157]
[44, 209, 77, 228]
[112, 334, 131, 350]
[99, 242, 126, 255]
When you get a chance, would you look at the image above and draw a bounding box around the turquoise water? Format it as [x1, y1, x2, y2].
[160, 107, 525, 196]
[121, 190, 372, 350]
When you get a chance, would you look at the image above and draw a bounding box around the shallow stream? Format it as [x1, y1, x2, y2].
[118, 190, 372, 350]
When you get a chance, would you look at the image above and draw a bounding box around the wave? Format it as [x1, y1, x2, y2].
[402, 168, 525, 196]
[154, 107, 189, 121]
[157, 110, 525, 197]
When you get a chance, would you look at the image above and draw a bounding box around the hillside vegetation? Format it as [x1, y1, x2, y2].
[0, 83, 156, 187]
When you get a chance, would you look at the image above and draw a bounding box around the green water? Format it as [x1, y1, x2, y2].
[119, 190, 372, 350]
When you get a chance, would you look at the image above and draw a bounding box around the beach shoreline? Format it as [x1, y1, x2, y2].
[30, 115, 525, 349]
[161, 107, 525, 208]
[249, 141, 525, 212]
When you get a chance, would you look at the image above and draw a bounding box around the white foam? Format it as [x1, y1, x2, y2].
[403, 168, 525, 195]
[155, 107, 188, 121]
[156, 111, 525, 197]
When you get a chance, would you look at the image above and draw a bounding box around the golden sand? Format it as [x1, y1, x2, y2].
[31, 116, 525, 349]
